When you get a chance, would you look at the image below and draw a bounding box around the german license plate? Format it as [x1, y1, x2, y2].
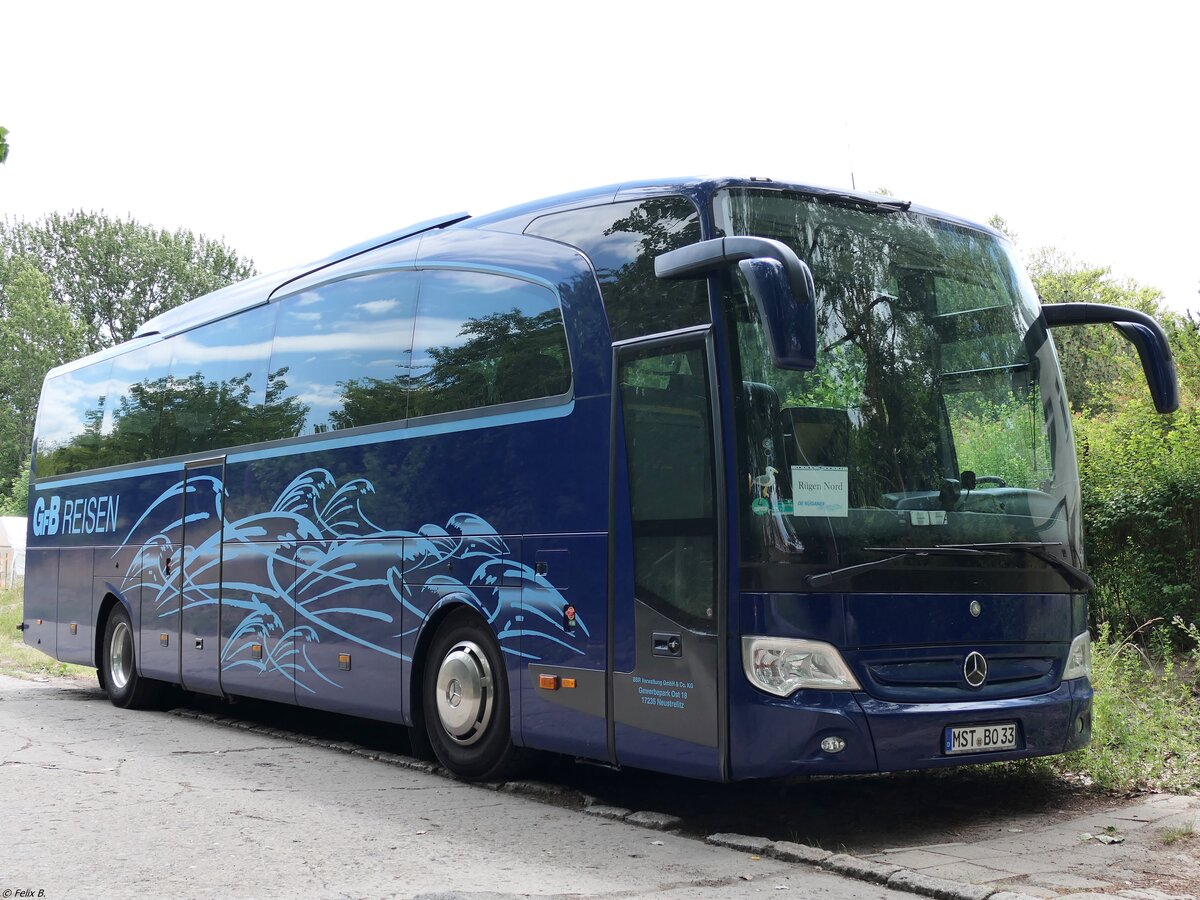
[944, 722, 1017, 754]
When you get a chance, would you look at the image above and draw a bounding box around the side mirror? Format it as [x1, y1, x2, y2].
[1041, 302, 1179, 414]
[655, 236, 817, 370]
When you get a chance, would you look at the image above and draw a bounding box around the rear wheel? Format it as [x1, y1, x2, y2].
[101, 605, 165, 709]
[422, 609, 525, 781]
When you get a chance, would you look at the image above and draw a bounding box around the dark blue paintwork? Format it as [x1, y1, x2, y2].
[25, 176, 1094, 782]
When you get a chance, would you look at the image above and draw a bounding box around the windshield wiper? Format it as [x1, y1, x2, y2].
[793, 187, 913, 214]
[806, 546, 1000, 590]
[934, 542, 1094, 591]
[806, 542, 1093, 592]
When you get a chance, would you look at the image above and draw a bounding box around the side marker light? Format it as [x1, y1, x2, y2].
[539, 674, 559, 690]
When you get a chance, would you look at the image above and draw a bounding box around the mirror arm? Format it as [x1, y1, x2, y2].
[654, 236, 813, 303]
[1042, 302, 1179, 413]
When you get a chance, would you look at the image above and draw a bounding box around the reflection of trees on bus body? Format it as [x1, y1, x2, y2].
[38, 368, 309, 475]
[332, 307, 570, 428]
[40, 303, 569, 474]
[721, 192, 1049, 507]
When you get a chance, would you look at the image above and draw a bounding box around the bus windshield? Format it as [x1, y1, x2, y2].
[715, 188, 1084, 594]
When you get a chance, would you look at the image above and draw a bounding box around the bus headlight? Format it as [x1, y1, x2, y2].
[1063, 631, 1092, 680]
[742, 636, 862, 696]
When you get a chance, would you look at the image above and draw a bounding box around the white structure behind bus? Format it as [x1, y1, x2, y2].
[0, 517, 26, 587]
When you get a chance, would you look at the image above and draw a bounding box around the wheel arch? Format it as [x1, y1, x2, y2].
[94, 591, 131, 672]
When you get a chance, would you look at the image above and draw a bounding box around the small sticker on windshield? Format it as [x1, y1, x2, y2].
[791, 466, 848, 518]
[909, 510, 947, 526]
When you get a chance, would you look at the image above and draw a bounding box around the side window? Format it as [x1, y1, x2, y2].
[525, 197, 706, 341]
[265, 271, 419, 436]
[35, 359, 115, 477]
[408, 270, 570, 418]
[99, 342, 173, 466]
[168, 303, 277, 453]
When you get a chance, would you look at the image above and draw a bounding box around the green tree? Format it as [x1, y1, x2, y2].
[0, 211, 255, 352]
[986, 214, 1017, 243]
[1029, 248, 1165, 414]
[0, 126, 10, 165]
[0, 256, 87, 501]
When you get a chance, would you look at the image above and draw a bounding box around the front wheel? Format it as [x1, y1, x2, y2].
[422, 609, 525, 781]
[101, 604, 165, 710]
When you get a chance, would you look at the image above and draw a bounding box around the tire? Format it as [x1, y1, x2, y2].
[100, 604, 165, 710]
[421, 608, 525, 781]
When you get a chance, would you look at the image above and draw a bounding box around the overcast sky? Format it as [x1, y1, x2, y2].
[3, 1, 1197, 314]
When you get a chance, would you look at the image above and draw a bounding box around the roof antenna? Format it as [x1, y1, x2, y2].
[844, 122, 857, 191]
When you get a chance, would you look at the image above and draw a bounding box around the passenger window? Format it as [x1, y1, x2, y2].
[100, 342, 173, 466]
[525, 197, 707, 341]
[265, 271, 419, 436]
[35, 359, 115, 477]
[168, 303, 277, 453]
[408, 270, 570, 418]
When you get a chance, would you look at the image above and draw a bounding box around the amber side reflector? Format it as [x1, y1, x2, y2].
[36, 618, 44, 625]
[69, 623, 78, 634]
[338, 653, 351, 671]
[561, 677, 577, 689]
[538, 673, 559, 690]
[160, 633, 170, 647]
[251, 644, 263, 660]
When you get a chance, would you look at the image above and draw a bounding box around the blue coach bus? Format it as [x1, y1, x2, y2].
[22, 178, 1177, 781]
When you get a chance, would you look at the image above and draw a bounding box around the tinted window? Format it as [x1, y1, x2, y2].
[525, 197, 707, 341]
[265, 272, 419, 436]
[99, 341, 173, 465]
[35, 359, 114, 477]
[408, 270, 570, 418]
[168, 303, 277, 453]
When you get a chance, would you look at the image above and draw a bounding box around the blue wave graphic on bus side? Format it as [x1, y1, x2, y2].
[117, 468, 588, 693]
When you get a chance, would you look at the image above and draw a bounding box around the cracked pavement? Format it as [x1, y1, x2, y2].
[0, 675, 908, 899]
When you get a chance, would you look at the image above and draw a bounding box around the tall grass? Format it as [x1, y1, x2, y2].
[1042, 620, 1200, 794]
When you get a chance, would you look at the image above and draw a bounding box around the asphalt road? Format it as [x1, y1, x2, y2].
[0, 675, 910, 899]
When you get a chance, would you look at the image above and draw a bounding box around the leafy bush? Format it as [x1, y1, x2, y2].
[1048, 621, 1200, 794]
[1075, 399, 1200, 639]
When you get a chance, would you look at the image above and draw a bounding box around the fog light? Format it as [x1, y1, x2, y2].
[820, 736, 847, 754]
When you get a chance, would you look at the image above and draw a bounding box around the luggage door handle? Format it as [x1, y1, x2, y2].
[652, 632, 682, 658]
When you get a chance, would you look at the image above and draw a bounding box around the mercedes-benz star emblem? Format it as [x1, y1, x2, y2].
[969, 600, 982, 618]
[963, 651, 988, 687]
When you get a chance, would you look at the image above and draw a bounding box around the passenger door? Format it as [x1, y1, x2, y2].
[610, 332, 726, 780]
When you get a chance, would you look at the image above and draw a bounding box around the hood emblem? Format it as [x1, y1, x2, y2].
[963, 651, 988, 688]
[969, 600, 982, 618]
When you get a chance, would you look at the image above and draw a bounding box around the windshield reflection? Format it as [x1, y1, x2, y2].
[715, 189, 1083, 594]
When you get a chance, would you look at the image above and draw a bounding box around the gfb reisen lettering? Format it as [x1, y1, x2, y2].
[32, 493, 120, 537]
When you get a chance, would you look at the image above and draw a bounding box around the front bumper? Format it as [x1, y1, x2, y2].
[728, 676, 1092, 780]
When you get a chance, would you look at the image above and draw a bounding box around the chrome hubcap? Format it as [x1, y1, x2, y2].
[109, 620, 133, 692]
[435, 640, 493, 746]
